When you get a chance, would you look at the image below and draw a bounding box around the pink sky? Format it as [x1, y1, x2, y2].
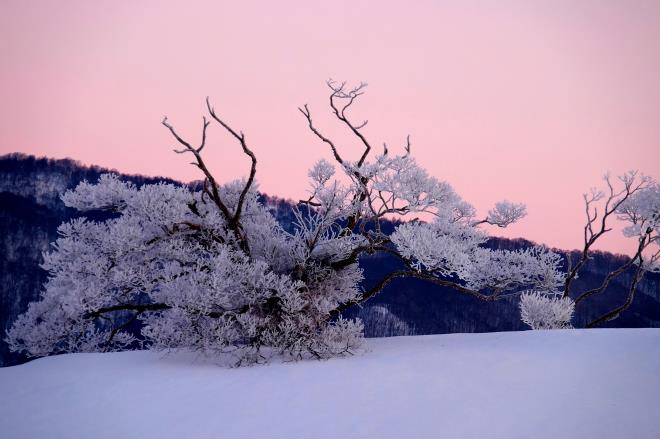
[1, 0, 659, 255]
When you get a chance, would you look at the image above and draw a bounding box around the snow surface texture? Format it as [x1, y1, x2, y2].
[1, 329, 659, 439]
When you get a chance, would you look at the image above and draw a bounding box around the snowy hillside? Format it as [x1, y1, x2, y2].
[1, 329, 659, 439]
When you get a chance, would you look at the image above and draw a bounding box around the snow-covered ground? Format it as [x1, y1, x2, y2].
[1, 329, 659, 439]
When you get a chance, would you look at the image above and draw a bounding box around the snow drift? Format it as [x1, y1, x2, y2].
[1, 329, 659, 439]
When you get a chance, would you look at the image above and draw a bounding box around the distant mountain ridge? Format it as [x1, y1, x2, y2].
[1, 153, 658, 367]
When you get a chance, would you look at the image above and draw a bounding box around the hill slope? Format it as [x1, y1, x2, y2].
[1, 329, 659, 439]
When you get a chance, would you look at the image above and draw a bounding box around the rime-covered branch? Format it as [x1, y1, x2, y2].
[297, 81, 563, 325]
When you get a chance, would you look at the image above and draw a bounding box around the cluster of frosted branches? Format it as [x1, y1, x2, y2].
[297, 81, 565, 321]
[8, 82, 657, 363]
[520, 291, 575, 330]
[7, 173, 364, 364]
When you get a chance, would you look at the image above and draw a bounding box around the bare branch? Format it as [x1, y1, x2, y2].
[330, 269, 505, 318]
[298, 198, 322, 207]
[205, 97, 257, 227]
[162, 116, 233, 221]
[404, 135, 411, 157]
[162, 116, 194, 152]
[198, 116, 210, 152]
[574, 233, 648, 305]
[84, 303, 171, 319]
[325, 80, 373, 167]
[587, 257, 646, 327]
[162, 108, 254, 256]
[298, 104, 344, 165]
[354, 119, 368, 130]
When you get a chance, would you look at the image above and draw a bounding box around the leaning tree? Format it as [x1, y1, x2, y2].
[7, 81, 658, 364]
[558, 172, 659, 327]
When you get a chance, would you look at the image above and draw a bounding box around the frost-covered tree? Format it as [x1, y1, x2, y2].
[8, 81, 579, 364]
[556, 172, 659, 328]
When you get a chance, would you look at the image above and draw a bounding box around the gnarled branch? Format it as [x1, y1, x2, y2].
[563, 172, 651, 298]
[163, 98, 259, 256]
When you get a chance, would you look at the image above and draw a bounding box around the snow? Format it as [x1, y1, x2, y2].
[1, 329, 659, 439]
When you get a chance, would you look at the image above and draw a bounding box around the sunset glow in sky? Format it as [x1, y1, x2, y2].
[1, 0, 659, 254]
